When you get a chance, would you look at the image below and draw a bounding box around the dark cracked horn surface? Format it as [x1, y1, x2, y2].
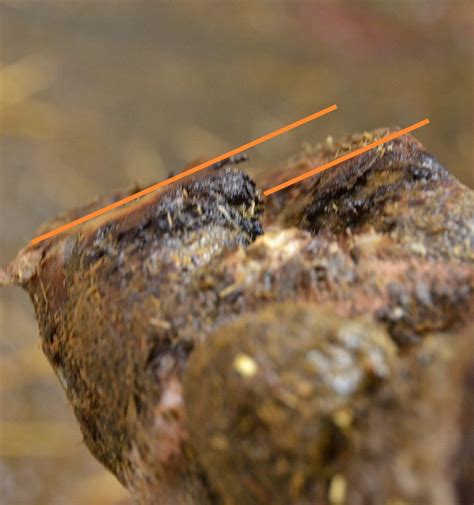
[1, 130, 473, 505]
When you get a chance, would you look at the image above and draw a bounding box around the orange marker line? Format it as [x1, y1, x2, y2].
[263, 119, 430, 196]
[31, 104, 337, 244]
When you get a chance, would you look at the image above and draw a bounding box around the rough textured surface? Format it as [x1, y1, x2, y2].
[185, 304, 470, 505]
[263, 129, 473, 262]
[1, 133, 473, 505]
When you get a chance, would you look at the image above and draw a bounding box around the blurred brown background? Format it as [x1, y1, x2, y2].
[0, 1, 472, 504]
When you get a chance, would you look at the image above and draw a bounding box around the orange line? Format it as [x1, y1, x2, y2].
[30, 104, 337, 244]
[263, 119, 430, 196]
